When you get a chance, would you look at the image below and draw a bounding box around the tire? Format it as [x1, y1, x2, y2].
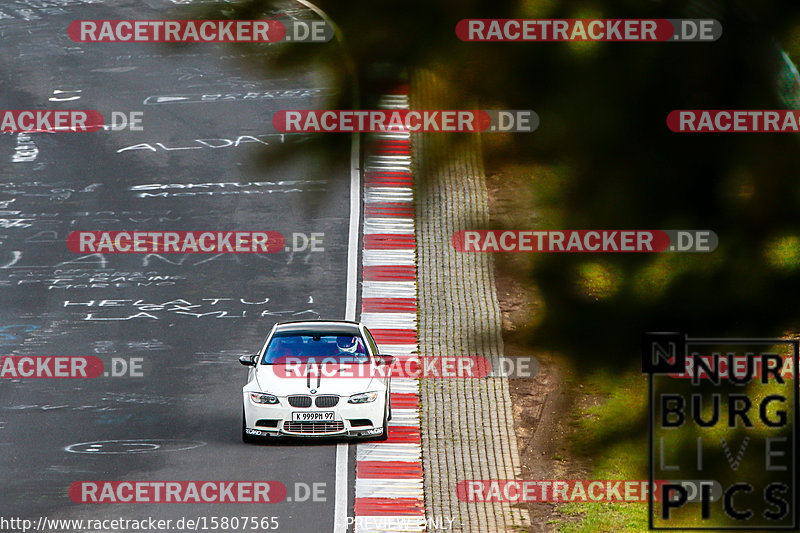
[387, 393, 392, 421]
[242, 408, 258, 444]
[373, 400, 389, 441]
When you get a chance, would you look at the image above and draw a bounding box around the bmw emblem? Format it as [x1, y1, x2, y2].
[310, 389, 317, 394]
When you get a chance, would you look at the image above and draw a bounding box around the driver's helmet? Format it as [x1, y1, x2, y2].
[336, 336, 360, 353]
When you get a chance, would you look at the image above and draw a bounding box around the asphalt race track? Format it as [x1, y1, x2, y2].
[0, 1, 355, 531]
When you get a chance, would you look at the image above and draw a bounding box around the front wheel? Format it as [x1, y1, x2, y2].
[373, 400, 389, 441]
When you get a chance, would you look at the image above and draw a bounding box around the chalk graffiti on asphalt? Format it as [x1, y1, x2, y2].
[116, 133, 312, 154]
[11, 133, 38, 163]
[0, 182, 102, 201]
[62, 297, 320, 320]
[7, 270, 187, 290]
[129, 179, 327, 198]
[0, 325, 40, 342]
[0, 210, 213, 232]
[0, 251, 320, 282]
[92, 339, 170, 353]
[0, 0, 103, 23]
[142, 88, 334, 105]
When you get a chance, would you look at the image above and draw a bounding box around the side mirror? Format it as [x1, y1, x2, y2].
[377, 355, 395, 366]
[239, 354, 258, 366]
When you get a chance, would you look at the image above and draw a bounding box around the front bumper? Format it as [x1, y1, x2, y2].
[243, 426, 383, 438]
[243, 392, 385, 438]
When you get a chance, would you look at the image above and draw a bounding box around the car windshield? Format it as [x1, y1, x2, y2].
[261, 333, 369, 364]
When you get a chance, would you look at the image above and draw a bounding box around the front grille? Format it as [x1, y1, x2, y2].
[283, 421, 345, 434]
[315, 395, 339, 408]
[288, 395, 312, 408]
[348, 419, 373, 427]
[256, 419, 279, 428]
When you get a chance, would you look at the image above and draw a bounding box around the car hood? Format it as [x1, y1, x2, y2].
[254, 363, 380, 396]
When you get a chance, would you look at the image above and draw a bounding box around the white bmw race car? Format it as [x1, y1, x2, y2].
[239, 320, 393, 442]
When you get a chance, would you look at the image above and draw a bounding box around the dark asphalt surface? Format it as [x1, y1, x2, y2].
[0, 1, 355, 531]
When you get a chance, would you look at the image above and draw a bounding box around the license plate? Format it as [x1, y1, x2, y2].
[292, 411, 334, 422]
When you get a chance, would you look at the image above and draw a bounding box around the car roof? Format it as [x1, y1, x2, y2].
[273, 320, 363, 336]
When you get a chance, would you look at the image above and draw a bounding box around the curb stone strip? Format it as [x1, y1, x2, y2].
[363, 250, 416, 266]
[355, 87, 425, 533]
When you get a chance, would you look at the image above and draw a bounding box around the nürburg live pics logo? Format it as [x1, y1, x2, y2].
[643, 333, 798, 530]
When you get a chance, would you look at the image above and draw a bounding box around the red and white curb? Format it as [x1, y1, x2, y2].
[355, 85, 425, 533]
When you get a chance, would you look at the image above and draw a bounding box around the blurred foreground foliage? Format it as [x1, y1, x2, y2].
[193, 0, 800, 366]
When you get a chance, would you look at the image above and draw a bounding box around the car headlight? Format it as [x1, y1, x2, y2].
[348, 391, 379, 404]
[250, 392, 279, 404]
